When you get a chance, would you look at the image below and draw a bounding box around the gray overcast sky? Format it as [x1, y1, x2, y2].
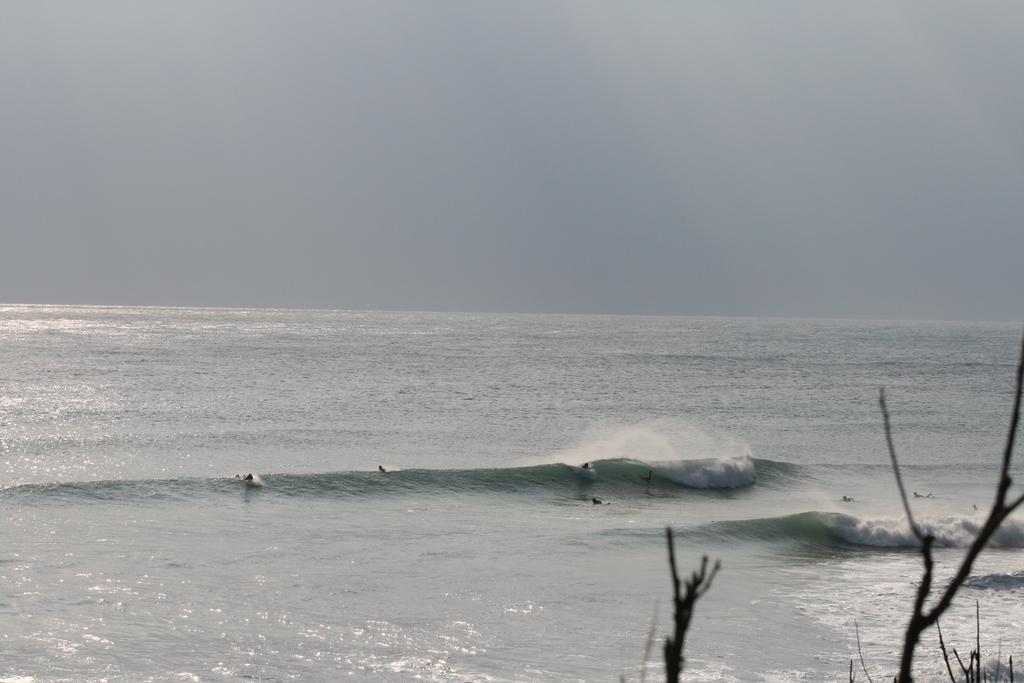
[2, 1, 1022, 319]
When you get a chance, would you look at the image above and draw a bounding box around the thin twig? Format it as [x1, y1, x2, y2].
[976, 601, 982, 683]
[856, 621, 875, 683]
[639, 601, 658, 683]
[880, 390, 924, 541]
[937, 620, 956, 683]
[954, 648, 970, 679]
[997, 333, 1024, 501]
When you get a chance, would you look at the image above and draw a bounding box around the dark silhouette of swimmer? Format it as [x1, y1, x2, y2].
[972, 504, 979, 511]
[244, 473, 253, 482]
[591, 497, 603, 505]
[641, 470, 653, 484]
[378, 465, 387, 473]
[581, 462, 592, 470]
[842, 495, 855, 502]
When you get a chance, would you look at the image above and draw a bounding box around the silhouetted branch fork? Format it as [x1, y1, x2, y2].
[886, 331, 1024, 681]
[953, 648, 970, 680]
[663, 527, 719, 683]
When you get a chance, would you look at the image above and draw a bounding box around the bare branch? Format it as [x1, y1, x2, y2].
[880, 389, 924, 541]
[639, 602, 658, 683]
[953, 648, 970, 679]
[975, 602, 981, 683]
[889, 331, 1024, 680]
[936, 620, 956, 683]
[856, 621, 875, 683]
[663, 528, 719, 683]
[996, 332, 1024, 501]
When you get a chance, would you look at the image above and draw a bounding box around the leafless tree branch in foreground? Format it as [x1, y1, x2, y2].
[883, 332, 1024, 681]
[663, 527, 719, 683]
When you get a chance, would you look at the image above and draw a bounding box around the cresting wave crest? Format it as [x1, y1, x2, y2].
[689, 511, 1024, 549]
[0, 456, 800, 503]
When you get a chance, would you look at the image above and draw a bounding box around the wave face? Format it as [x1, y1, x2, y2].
[689, 511, 1024, 550]
[656, 454, 757, 488]
[0, 456, 790, 504]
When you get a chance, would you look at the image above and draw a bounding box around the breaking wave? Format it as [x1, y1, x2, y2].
[687, 512, 1024, 550]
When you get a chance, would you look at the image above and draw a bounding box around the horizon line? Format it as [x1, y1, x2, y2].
[0, 300, 1018, 326]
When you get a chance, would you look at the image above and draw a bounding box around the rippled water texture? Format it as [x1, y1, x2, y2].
[1, 305, 1022, 681]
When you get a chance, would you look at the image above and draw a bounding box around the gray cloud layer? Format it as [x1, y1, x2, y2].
[2, 2, 1022, 319]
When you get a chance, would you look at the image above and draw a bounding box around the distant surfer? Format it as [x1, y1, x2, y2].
[592, 497, 603, 505]
[581, 462, 592, 470]
[842, 495, 855, 502]
[378, 465, 387, 473]
[641, 470, 653, 484]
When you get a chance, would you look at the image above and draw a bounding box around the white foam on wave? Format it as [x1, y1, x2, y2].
[829, 513, 1024, 548]
[658, 454, 757, 489]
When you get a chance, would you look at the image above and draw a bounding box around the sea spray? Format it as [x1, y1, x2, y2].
[546, 419, 758, 488]
[543, 418, 753, 467]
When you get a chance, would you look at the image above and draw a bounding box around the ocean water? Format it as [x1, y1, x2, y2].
[1, 305, 1022, 682]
